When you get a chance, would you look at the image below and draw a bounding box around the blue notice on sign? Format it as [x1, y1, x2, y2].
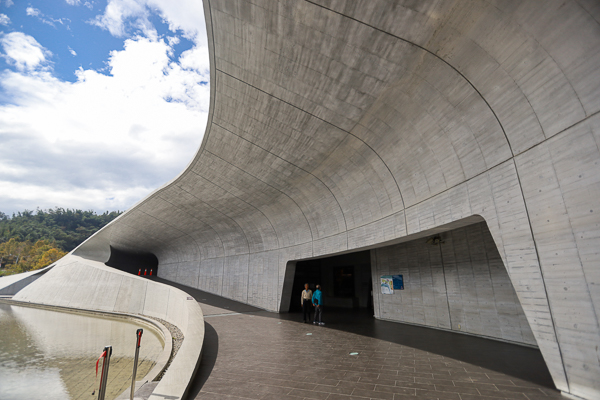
[392, 275, 404, 290]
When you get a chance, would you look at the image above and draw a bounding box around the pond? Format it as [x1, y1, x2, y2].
[0, 302, 164, 400]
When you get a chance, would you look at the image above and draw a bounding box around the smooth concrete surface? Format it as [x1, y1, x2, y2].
[372, 222, 536, 346]
[12, 255, 205, 400]
[21, 1, 600, 398]
[115, 382, 159, 400]
[0, 265, 52, 295]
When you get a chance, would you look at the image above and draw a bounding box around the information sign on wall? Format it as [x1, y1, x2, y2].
[392, 275, 404, 290]
[380, 276, 393, 294]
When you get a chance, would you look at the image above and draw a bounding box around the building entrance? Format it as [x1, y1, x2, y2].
[288, 250, 373, 313]
[105, 246, 158, 276]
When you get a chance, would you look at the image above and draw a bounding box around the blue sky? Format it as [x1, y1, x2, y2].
[0, 0, 210, 215]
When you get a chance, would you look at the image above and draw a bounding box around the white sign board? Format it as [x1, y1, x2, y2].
[380, 276, 394, 295]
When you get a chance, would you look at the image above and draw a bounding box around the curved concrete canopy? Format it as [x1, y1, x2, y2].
[67, 1, 599, 398]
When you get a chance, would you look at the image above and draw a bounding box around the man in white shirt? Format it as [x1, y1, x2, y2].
[301, 283, 313, 323]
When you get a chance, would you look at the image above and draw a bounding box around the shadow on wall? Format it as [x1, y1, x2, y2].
[0, 267, 52, 296]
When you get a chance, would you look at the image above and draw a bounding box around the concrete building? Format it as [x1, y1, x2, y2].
[13, 1, 600, 399]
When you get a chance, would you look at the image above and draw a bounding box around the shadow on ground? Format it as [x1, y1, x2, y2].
[185, 322, 218, 399]
[273, 307, 556, 389]
[150, 278, 556, 394]
[150, 277, 261, 314]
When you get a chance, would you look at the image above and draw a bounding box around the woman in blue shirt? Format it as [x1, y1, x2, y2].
[312, 285, 324, 326]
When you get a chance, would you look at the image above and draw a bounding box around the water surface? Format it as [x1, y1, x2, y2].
[0, 303, 164, 400]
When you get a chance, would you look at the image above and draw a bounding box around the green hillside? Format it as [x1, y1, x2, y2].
[0, 208, 122, 276]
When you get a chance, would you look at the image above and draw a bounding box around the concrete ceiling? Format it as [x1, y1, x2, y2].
[74, 2, 600, 398]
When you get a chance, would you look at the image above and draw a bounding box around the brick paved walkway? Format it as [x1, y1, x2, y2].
[154, 280, 562, 400]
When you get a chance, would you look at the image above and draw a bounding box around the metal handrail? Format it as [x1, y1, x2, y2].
[97, 345, 112, 400]
[130, 329, 143, 400]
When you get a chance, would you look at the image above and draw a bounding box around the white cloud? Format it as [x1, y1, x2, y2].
[0, 1, 211, 214]
[90, 0, 154, 38]
[67, 0, 92, 9]
[2, 0, 14, 6]
[167, 36, 179, 46]
[179, 44, 210, 73]
[92, 0, 206, 43]
[0, 13, 9, 26]
[0, 32, 51, 71]
[0, 35, 209, 214]
[26, 6, 70, 28]
[0, 181, 149, 215]
[147, 0, 206, 42]
[68, 46, 77, 56]
[26, 7, 41, 17]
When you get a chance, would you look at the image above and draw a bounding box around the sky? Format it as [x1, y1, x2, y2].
[0, 0, 210, 216]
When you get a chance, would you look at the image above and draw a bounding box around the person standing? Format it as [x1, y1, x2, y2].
[301, 283, 313, 323]
[312, 284, 324, 326]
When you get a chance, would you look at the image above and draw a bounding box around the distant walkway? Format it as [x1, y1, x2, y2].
[153, 279, 561, 400]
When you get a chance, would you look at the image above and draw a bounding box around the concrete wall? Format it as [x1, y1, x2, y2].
[0, 266, 51, 295]
[56, 1, 600, 398]
[372, 222, 536, 346]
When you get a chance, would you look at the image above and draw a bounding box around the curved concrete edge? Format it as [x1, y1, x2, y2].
[149, 295, 204, 400]
[0, 297, 173, 384]
[0, 264, 54, 295]
[12, 254, 204, 400]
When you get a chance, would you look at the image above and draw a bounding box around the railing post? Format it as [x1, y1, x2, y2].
[98, 345, 112, 400]
[130, 329, 143, 400]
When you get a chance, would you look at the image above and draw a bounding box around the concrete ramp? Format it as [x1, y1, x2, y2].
[0, 266, 53, 296]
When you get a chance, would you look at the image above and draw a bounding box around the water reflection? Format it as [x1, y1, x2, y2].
[0, 303, 164, 400]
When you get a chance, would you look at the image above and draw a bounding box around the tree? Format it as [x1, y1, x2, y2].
[0, 239, 67, 276]
[0, 208, 121, 276]
[0, 208, 122, 252]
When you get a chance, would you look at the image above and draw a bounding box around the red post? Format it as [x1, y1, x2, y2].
[138, 269, 141, 276]
[96, 346, 112, 400]
[144, 269, 147, 276]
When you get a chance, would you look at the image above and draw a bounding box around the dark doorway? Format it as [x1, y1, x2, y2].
[288, 250, 372, 313]
[334, 266, 355, 297]
[105, 246, 158, 276]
